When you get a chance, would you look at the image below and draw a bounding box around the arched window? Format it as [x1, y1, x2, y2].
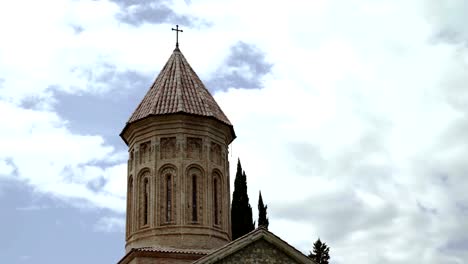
[138, 171, 150, 228]
[186, 167, 203, 224]
[143, 178, 149, 225]
[160, 166, 176, 225]
[166, 174, 172, 222]
[126, 176, 133, 236]
[192, 175, 197, 222]
[143, 178, 149, 226]
[213, 178, 219, 225]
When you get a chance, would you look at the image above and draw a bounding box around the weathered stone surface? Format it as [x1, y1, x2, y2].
[123, 114, 233, 252]
[193, 228, 315, 264]
[215, 240, 302, 264]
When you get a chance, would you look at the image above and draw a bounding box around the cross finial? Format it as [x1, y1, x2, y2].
[171, 25, 183, 49]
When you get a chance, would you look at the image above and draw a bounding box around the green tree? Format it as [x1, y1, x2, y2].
[257, 191, 269, 229]
[231, 159, 255, 240]
[308, 238, 330, 264]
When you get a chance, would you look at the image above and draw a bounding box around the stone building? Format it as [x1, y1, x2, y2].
[118, 42, 314, 264]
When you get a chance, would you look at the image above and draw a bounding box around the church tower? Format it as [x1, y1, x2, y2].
[119, 36, 236, 263]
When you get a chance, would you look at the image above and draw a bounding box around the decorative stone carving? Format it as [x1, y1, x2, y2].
[210, 142, 222, 165]
[139, 141, 150, 164]
[187, 137, 202, 159]
[161, 167, 176, 179]
[160, 137, 176, 159]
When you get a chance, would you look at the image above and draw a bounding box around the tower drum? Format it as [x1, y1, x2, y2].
[120, 47, 236, 253]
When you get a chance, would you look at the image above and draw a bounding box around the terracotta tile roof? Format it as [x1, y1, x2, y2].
[117, 246, 212, 264]
[135, 246, 212, 255]
[127, 47, 232, 126]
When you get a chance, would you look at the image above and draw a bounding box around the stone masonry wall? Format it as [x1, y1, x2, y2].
[215, 240, 301, 264]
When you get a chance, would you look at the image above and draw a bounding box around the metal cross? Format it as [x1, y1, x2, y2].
[171, 25, 183, 48]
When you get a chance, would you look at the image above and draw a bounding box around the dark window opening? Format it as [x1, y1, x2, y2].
[143, 178, 149, 225]
[166, 174, 172, 222]
[127, 177, 133, 235]
[192, 175, 197, 222]
[214, 178, 219, 225]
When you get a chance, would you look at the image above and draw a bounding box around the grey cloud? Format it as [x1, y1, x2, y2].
[436, 173, 449, 185]
[69, 63, 144, 88]
[274, 191, 399, 242]
[0, 78, 5, 96]
[417, 201, 438, 215]
[415, 115, 468, 185]
[86, 177, 107, 193]
[60, 166, 107, 195]
[0, 178, 123, 264]
[20, 94, 53, 110]
[20, 97, 41, 109]
[60, 165, 109, 194]
[0, 158, 19, 177]
[93, 216, 126, 233]
[425, 1, 468, 45]
[443, 75, 468, 113]
[287, 118, 394, 191]
[288, 143, 325, 176]
[206, 41, 273, 91]
[432, 29, 461, 44]
[52, 68, 151, 149]
[70, 24, 84, 34]
[456, 202, 468, 213]
[109, 0, 204, 27]
[441, 238, 468, 252]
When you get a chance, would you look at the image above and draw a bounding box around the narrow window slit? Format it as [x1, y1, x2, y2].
[192, 175, 197, 222]
[214, 178, 219, 225]
[143, 178, 149, 225]
[166, 174, 172, 222]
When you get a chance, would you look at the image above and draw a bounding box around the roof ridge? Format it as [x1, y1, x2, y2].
[192, 228, 315, 264]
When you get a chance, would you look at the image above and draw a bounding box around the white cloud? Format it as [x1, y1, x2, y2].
[0, 0, 175, 105]
[0, 100, 127, 212]
[93, 216, 125, 233]
[210, 0, 468, 263]
[1, 0, 468, 263]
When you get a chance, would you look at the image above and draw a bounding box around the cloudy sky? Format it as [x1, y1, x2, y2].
[1, 0, 468, 263]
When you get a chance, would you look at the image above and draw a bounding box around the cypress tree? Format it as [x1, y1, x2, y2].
[308, 238, 330, 264]
[258, 191, 269, 229]
[231, 159, 255, 240]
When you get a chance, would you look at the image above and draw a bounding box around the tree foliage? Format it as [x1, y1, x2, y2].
[231, 159, 255, 240]
[257, 191, 269, 229]
[308, 238, 330, 264]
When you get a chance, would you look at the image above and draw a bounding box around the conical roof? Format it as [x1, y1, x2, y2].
[126, 48, 232, 127]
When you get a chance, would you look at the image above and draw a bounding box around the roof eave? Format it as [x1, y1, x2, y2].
[120, 113, 236, 146]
